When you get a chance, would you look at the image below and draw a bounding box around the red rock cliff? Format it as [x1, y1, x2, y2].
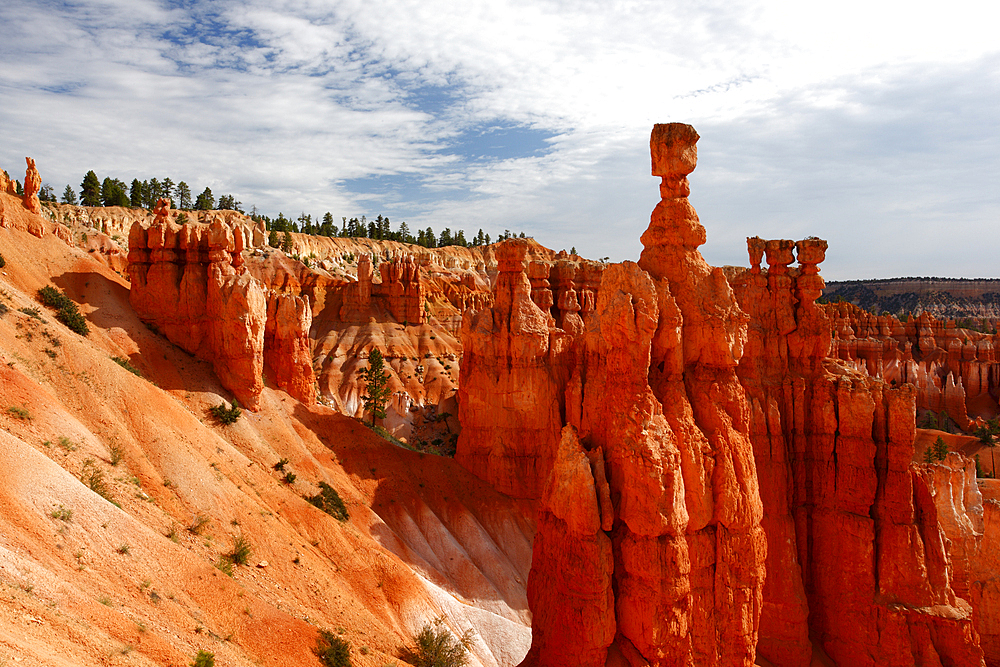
[128, 201, 317, 409]
[460, 123, 766, 666]
[731, 238, 985, 666]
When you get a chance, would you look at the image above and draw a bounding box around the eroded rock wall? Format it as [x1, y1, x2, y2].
[827, 302, 1000, 430]
[127, 201, 313, 409]
[731, 238, 985, 666]
[459, 124, 766, 666]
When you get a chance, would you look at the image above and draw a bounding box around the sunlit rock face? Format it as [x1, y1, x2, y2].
[826, 301, 1000, 432]
[730, 238, 985, 665]
[128, 201, 316, 410]
[459, 123, 994, 667]
[459, 124, 766, 667]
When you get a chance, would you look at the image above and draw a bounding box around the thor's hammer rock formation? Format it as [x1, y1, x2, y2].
[458, 123, 767, 666]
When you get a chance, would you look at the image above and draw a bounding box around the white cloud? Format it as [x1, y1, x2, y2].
[0, 0, 997, 277]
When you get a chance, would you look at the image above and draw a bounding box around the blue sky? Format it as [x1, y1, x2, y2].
[1, 0, 997, 279]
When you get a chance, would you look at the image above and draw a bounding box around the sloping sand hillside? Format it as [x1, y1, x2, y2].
[0, 202, 533, 666]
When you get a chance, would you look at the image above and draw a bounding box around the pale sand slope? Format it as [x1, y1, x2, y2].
[0, 220, 531, 666]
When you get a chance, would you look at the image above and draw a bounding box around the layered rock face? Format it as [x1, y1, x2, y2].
[459, 123, 766, 666]
[920, 454, 1000, 667]
[457, 239, 571, 499]
[730, 239, 985, 666]
[338, 253, 426, 324]
[827, 302, 1000, 430]
[128, 200, 314, 408]
[459, 122, 998, 666]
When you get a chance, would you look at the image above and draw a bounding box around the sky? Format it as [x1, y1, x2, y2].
[1, 0, 997, 280]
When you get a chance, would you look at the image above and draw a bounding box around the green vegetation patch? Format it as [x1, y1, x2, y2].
[400, 618, 473, 667]
[37, 285, 89, 336]
[306, 482, 350, 522]
[315, 629, 352, 667]
[209, 400, 242, 425]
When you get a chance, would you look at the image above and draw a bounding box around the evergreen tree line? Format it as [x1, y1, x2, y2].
[64, 171, 242, 213]
[260, 211, 526, 250]
[56, 170, 529, 250]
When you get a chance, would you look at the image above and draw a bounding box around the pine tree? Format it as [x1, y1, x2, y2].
[194, 187, 214, 211]
[281, 230, 293, 253]
[932, 436, 949, 462]
[61, 184, 77, 205]
[80, 171, 101, 206]
[130, 179, 143, 207]
[177, 181, 192, 209]
[100, 177, 115, 206]
[149, 177, 162, 203]
[360, 349, 391, 428]
[110, 179, 129, 207]
[320, 212, 335, 237]
[268, 229, 279, 248]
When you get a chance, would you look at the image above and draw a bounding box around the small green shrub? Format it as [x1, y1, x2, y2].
[189, 514, 210, 535]
[109, 442, 124, 466]
[228, 533, 252, 566]
[273, 458, 289, 472]
[209, 400, 242, 425]
[6, 405, 32, 420]
[0, 252, 5, 268]
[282, 471, 297, 485]
[51, 504, 74, 522]
[82, 458, 116, 505]
[112, 356, 142, 377]
[400, 619, 473, 667]
[37, 285, 89, 336]
[306, 482, 350, 522]
[191, 650, 215, 667]
[19, 306, 43, 321]
[38, 285, 68, 309]
[315, 629, 352, 667]
[117, 543, 130, 555]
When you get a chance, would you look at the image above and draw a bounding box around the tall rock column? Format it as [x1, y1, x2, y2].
[635, 122, 765, 666]
[23, 157, 41, 215]
[521, 425, 614, 667]
[456, 239, 570, 499]
[128, 207, 267, 410]
[732, 237, 985, 667]
[264, 293, 316, 403]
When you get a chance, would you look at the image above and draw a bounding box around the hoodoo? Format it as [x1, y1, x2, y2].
[458, 123, 1000, 666]
[458, 123, 767, 666]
